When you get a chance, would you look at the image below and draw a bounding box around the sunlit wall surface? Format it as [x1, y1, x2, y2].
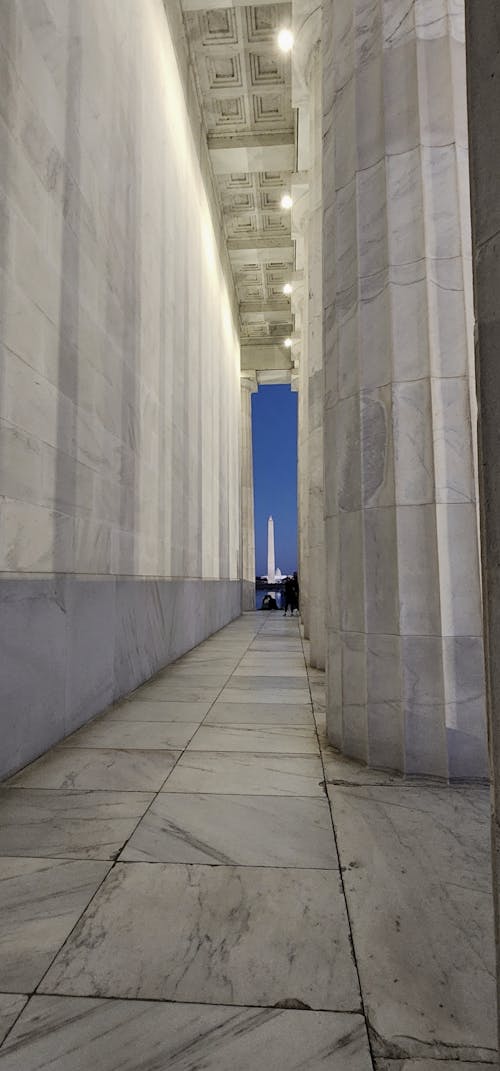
[0, 0, 241, 776]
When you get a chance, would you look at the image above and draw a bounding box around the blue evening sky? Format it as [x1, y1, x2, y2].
[251, 384, 298, 577]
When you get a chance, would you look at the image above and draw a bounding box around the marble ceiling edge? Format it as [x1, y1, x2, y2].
[161, 0, 241, 335]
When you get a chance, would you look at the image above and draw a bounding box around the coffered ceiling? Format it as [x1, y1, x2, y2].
[182, 1, 296, 376]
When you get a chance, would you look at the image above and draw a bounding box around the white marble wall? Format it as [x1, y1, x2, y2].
[322, 0, 487, 777]
[0, 0, 242, 775]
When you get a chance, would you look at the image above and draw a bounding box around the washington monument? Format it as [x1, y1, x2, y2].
[267, 516, 275, 583]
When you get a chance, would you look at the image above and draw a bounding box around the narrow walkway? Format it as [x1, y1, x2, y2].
[0, 615, 496, 1068]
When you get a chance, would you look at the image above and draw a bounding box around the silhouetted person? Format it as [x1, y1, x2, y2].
[283, 576, 294, 616]
[292, 571, 299, 615]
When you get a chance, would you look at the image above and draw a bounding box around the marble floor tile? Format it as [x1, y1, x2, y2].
[220, 688, 311, 705]
[106, 700, 212, 722]
[0, 857, 109, 991]
[187, 726, 319, 755]
[329, 784, 497, 1060]
[323, 750, 406, 786]
[120, 793, 338, 867]
[0, 997, 373, 1071]
[162, 752, 325, 796]
[40, 862, 360, 1009]
[225, 676, 309, 691]
[0, 789, 154, 860]
[206, 702, 313, 726]
[8, 749, 181, 792]
[233, 666, 308, 678]
[131, 682, 221, 703]
[62, 721, 199, 751]
[0, 995, 27, 1047]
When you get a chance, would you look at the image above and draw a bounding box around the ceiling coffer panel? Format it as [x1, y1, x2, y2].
[183, 2, 295, 350]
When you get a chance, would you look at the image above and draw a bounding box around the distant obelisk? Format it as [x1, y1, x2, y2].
[267, 516, 276, 583]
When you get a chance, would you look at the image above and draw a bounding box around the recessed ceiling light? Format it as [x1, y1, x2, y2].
[284, 337, 293, 348]
[283, 283, 293, 295]
[281, 193, 293, 210]
[277, 28, 294, 52]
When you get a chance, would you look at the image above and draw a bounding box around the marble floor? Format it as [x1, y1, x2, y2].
[0, 613, 497, 1069]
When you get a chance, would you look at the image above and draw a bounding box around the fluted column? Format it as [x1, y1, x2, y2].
[466, 0, 500, 1037]
[293, 0, 324, 658]
[240, 374, 257, 611]
[322, 0, 487, 777]
[306, 46, 326, 668]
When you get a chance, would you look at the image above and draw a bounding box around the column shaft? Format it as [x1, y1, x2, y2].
[322, 0, 487, 777]
[465, 0, 500, 1039]
[240, 378, 256, 610]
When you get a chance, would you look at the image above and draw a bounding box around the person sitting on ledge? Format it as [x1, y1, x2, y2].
[262, 593, 277, 610]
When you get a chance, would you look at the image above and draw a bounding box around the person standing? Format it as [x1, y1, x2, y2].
[291, 571, 300, 615]
[283, 575, 294, 616]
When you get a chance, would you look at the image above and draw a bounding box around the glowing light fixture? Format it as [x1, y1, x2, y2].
[280, 193, 293, 210]
[283, 282, 293, 295]
[284, 337, 293, 348]
[277, 27, 294, 52]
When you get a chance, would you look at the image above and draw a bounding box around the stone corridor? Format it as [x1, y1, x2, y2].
[0, 614, 495, 1068]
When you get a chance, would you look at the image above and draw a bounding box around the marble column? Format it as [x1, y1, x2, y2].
[306, 47, 326, 669]
[465, 0, 500, 1038]
[240, 375, 257, 610]
[293, 0, 325, 659]
[322, 0, 487, 777]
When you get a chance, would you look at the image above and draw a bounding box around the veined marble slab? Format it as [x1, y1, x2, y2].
[0, 857, 109, 991]
[131, 682, 221, 702]
[106, 700, 211, 722]
[61, 721, 199, 751]
[162, 752, 325, 796]
[329, 785, 496, 1059]
[221, 688, 311, 705]
[233, 667, 308, 678]
[0, 997, 373, 1070]
[8, 749, 181, 792]
[120, 793, 338, 867]
[0, 789, 154, 860]
[225, 676, 309, 691]
[40, 863, 360, 1009]
[206, 702, 313, 726]
[323, 750, 406, 786]
[187, 726, 319, 755]
[0, 995, 27, 1047]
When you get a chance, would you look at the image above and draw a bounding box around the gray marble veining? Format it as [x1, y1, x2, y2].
[120, 793, 338, 867]
[375, 1061, 496, 1071]
[220, 688, 311, 705]
[7, 749, 181, 792]
[61, 721, 199, 751]
[162, 751, 325, 796]
[0, 857, 109, 991]
[206, 702, 313, 726]
[0, 789, 153, 859]
[0, 995, 27, 1048]
[187, 726, 319, 754]
[328, 783, 496, 1059]
[40, 863, 360, 1009]
[0, 997, 373, 1070]
[106, 700, 213, 722]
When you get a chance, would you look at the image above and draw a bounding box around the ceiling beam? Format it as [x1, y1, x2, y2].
[228, 238, 294, 258]
[241, 344, 293, 372]
[210, 135, 295, 176]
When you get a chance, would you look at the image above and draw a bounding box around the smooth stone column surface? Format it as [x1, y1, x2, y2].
[466, 0, 500, 1044]
[322, 0, 487, 777]
[240, 376, 257, 610]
